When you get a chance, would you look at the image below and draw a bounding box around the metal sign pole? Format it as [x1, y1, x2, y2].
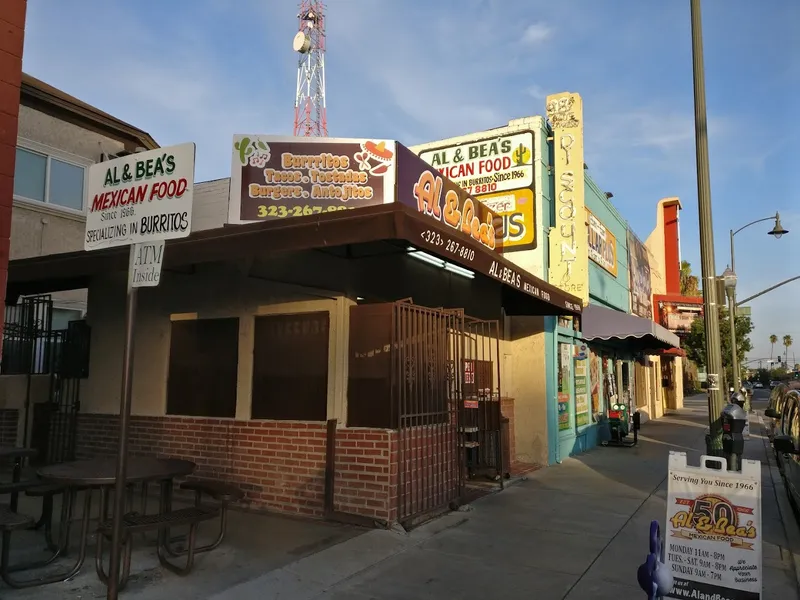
[107, 246, 139, 600]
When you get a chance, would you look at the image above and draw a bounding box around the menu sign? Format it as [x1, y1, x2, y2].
[666, 452, 762, 600]
[574, 359, 589, 426]
[419, 132, 534, 196]
[587, 209, 618, 276]
[228, 135, 396, 223]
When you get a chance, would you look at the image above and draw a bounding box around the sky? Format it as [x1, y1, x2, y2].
[20, 0, 800, 365]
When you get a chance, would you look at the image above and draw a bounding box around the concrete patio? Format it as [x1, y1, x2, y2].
[1, 489, 363, 598]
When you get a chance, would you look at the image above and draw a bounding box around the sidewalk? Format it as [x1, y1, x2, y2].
[212, 395, 800, 600]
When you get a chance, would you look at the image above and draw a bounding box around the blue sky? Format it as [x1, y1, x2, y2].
[21, 0, 800, 364]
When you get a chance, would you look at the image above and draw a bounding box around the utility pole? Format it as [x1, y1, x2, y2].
[690, 0, 725, 454]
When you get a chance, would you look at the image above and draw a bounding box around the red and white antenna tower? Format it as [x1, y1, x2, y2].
[292, 1, 327, 137]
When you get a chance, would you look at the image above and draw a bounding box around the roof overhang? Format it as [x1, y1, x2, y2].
[21, 73, 159, 151]
[581, 303, 680, 351]
[6, 203, 582, 317]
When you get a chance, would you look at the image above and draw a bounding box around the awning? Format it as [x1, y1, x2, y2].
[581, 303, 680, 351]
[6, 203, 582, 317]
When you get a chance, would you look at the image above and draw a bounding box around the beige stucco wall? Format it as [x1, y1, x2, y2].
[11, 105, 141, 310]
[501, 316, 548, 465]
[81, 266, 352, 421]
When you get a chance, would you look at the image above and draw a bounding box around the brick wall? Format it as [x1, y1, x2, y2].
[395, 425, 459, 519]
[0, 408, 18, 445]
[76, 414, 394, 522]
[0, 1, 26, 357]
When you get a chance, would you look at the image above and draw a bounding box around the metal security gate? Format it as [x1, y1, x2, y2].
[393, 300, 464, 527]
[2, 296, 90, 464]
[459, 318, 504, 483]
[44, 319, 90, 463]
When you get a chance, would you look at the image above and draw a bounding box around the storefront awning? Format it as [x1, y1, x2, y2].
[5, 203, 582, 317]
[581, 303, 680, 351]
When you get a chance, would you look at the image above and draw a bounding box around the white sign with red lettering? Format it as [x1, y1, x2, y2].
[84, 142, 196, 251]
[419, 132, 534, 196]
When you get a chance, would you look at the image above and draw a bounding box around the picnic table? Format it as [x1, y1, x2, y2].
[1, 456, 197, 590]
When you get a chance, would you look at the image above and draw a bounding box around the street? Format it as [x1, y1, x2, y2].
[213, 392, 799, 600]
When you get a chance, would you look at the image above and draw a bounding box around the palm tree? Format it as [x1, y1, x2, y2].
[784, 335, 793, 365]
[770, 334, 778, 360]
[680, 261, 701, 296]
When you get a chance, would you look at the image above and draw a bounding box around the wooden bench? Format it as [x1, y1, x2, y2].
[96, 505, 220, 589]
[168, 480, 243, 554]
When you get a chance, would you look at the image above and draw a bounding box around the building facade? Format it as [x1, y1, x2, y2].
[411, 92, 680, 465]
[1, 74, 158, 446]
[7, 139, 582, 527]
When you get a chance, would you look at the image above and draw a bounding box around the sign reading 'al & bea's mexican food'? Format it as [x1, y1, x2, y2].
[419, 132, 534, 196]
[84, 143, 196, 250]
[228, 135, 396, 224]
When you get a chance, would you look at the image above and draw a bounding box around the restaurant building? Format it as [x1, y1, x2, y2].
[410, 92, 680, 463]
[6, 138, 581, 529]
[647, 196, 696, 395]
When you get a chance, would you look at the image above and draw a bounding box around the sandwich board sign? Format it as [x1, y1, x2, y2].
[665, 451, 761, 600]
[84, 142, 196, 287]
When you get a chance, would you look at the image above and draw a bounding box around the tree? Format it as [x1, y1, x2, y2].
[684, 309, 753, 389]
[784, 334, 794, 364]
[680, 261, 701, 297]
[770, 334, 778, 360]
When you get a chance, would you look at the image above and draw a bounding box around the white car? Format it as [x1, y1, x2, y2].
[753, 382, 764, 389]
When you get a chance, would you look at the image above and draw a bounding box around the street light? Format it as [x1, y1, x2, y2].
[721, 265, 738, 393]
[690, 0, 726, 455]
[728, 212, 789, 393]
[767, 213, 789, 239]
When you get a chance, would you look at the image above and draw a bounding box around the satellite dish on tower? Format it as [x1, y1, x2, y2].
[293, 30, 311, 53]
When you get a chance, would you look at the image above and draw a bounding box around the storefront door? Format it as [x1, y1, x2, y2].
[557, 337, 577, 458]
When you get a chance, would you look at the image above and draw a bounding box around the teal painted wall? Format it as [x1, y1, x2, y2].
[585, 175, 630, 311]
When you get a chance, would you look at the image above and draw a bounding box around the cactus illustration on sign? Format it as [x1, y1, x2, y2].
[234, 137, 271, 167]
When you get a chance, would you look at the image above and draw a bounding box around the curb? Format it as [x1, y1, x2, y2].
[759, 414, 800, 595]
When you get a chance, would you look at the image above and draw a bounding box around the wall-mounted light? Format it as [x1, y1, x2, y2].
[406, 246, 475, 279]
[605, 192, 614, 199]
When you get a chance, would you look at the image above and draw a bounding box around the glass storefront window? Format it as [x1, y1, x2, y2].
[558, 342, 572, 431]
[590, 350, 601, 416]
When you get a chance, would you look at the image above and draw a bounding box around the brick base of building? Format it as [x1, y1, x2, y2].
[0, 409, 18, 446]
[76, 414, 400, 522]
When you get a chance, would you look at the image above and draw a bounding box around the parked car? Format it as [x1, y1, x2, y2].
[765, 383, 791, 441]
[772, 390, 800, 511]
[771, 380, 782, 389]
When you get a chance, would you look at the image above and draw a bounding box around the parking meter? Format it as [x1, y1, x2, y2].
[730, 391, 745, 409]
[721, 402, 747, 471]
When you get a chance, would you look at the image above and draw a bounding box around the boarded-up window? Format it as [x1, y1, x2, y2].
[167, 318, 239, 418]
[251, 312, 330, 421]
[347, 304, 394, 428]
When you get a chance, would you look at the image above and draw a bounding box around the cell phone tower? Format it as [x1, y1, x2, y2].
[292, 1, 327, 137]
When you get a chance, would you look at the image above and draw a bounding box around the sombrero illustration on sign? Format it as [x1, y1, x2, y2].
[355, 141, 394, 175]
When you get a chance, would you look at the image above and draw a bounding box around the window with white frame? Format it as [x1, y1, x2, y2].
[13, 144, 88, 212]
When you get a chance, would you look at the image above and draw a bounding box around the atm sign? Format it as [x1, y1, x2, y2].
[479, 188, 536, 252]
